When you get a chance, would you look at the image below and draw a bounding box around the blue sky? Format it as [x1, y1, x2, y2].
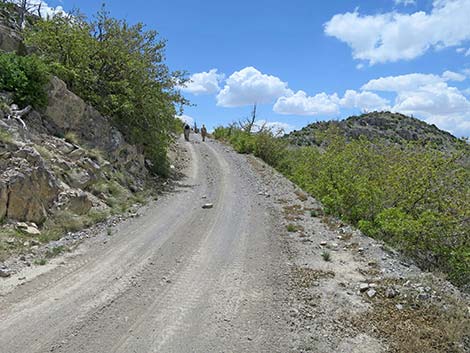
[42, 0, 470, 136]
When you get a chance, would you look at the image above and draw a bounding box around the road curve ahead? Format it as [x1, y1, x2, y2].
[0, 135, 291, 353]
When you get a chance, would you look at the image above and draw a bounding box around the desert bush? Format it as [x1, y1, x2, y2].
[215, 126, 470, 287]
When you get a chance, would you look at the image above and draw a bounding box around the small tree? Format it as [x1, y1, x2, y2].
[238, 103, 257, 133]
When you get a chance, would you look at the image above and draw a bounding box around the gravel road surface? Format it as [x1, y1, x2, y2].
[0, 136, 292, 353]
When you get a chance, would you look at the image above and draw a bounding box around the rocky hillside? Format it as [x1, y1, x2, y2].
[0, 2, 28, 53]
[0, 76, 152, 262]
[285, 111, 464, 149]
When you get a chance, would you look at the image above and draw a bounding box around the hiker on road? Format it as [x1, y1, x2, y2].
[184, 123, 190, 141]
[201, 124, 207, 142]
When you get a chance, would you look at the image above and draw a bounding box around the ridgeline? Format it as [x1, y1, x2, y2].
[285, 111, 465, 150]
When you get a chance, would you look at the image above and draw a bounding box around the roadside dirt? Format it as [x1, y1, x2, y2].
[0, 135, 468, 353]
[248, 155, 470, 353]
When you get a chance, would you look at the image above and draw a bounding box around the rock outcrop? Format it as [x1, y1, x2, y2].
[0, 23, 23, 53]
[0, 75, 150, 226]
[0, 4, 26, 54]
[44, 77, 147, 177]
[0, 141, 59, 224]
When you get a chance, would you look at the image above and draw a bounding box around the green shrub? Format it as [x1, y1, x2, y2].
[215, 124, 470, 288]
[253, 131, 288, 168]
[229, 130, 256, 154]
[286, 224, 297, 232]
[0, 52, 50, 108]
[321, 251, 331, 262]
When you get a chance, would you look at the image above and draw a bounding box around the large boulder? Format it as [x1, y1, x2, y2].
[65, 192, 93, 215]
[44, 77, 125, 153]
[5, 167, 59, 224]
[43, 77, 148, 177]
[0, 23, 23, 53]
[0, 145, 59, 224]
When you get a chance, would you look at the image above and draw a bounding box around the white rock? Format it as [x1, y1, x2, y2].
[16, 222, 41, 235]
[359, 283, 370, 292]
[367, 289, 377, 298]
[0, 268, 11, 278]
[385, 287, 399, 298]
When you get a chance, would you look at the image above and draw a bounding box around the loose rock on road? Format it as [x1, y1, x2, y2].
[0, 135, 292, 353]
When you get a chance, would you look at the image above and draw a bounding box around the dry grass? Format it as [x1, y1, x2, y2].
[276, 197, 290, 204]
[283, 204, 306, 222]
[295, 190, 308, 201]
[349, 278, 470, 353]
[64, 131, 79, 145]
[321, 215, 341, 231]
[283, 204, 304, 216]
[293, 267, 335, 288]
[357, 267, 382, 277]
[0, 227, 36, 262]
[34, 144, 53, 160]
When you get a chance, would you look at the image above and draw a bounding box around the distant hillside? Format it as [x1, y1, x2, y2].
[285, 112, 464, 150]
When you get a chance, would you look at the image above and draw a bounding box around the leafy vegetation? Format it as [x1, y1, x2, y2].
[23, 6, 187, 176]
[215, 124, 470, 288]
[213, 126, 287, 169]
[0, 52, 50, 108]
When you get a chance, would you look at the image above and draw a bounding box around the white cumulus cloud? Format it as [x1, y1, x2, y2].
[340, 90, 391, 111]
[274, 89, 391, 116]
[360, 71, 470, 135]
[393, 82, 470, 116]
[362, 73, 443, 91]
[10, 0, 65, 18]
[362, 71, 467, 91]
[324, 0, 470, 64]
[181, 69, 224, 95]
[273, 91, 340, 116]
[424, 114, 470, 137]
[442, 70, 466, 82]
[216, 67, 290, 107]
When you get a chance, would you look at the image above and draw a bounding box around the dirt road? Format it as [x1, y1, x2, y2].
[2, 135, 469, 353]
[0, 136, 292, 353]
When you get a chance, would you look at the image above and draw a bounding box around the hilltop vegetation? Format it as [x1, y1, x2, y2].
[214, 115, 470, 289]
[286, 111, 465, 150]
[0, 3, 187, 176]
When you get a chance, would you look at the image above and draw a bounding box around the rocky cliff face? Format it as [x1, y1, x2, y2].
[0, 76, 150, 233]
[0, 4, 26, 53]
[43, 77, 147, 176]
[0, 22, 23, 52]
